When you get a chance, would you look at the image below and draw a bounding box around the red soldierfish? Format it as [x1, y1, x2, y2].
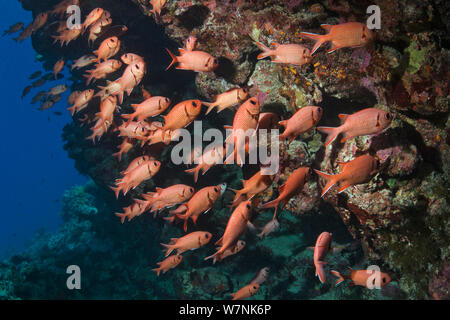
[331, 268, 391, 288]
[279, 106, 323, 144]
[314, 154, 380, 197]
[318, 108, 392, 147]
[314, 232, 332, 284]
[205, 200, 252, 262]
[256, 42, 312, 66]
[160, 231, 212, 256]
[261, 167, 310, 219]
[166, 48, 219, 72]
[301, 22, 375, 55]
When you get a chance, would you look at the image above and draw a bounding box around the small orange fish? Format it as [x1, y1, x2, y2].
[53, 59, 64, 79]
[231, 283, 259, 300]
[212, 240, 246, 264]
[204, 87, 249, 115]
[185, 36, 197, 51]
[67, 89, 94, 115]
[112, 138, 134, 161]
[166, 48, 219, 72]
[317, 108, 392, 147]
[161, 99, 202, 137]
[224, 97, 260, 166]
[160, 231, 212, 256]
[168, 184, 226, 231]
[279, 106, 323, 144]
[31, 12, 48, 32]
[138, 184, 195, 215]
[51, 28, 81, 47]
[94, 95, 117, 131]
[256, 42, 312, 66]
[114, 200, 148, 223]
[82, 8, 104, 34]
[229, 170, 274, 206]
[121, 156, 151, 176]
[313, 232, 332, 284]
[116, 121, 153, 141]
[121, 53, 144, 65]
[205, 200, 252, 262]
[301, 22, 374, 55]
[84, 59, 122, 85]
[110, 159, 161, 198]
[261, 167, 310, 219]
[94, 36, 121, 63]
[152, 255, 183, 276]
[122, 95, 171, 123]
[314, 154, 380, 197]
[185, 145, 225, 182]
[150, 0, 167, 21]
[331, 268, 391, 288]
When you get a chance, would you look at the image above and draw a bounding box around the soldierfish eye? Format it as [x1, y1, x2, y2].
[250, 99, 256, 105]
[385, 113, 391, 120]
[213, 59, 218, 65]
[192, 101, 197, 107]
[246, 203, 251, 209]
[204, 233, 209, 239]
[153, 161, 158, 166]
[165, 98, 169, 103]
[189, 188, 194, 193]
[135, 64, 140, 70]
[253, 286, 257, 290]
[214, 187, 219, 193]
[318, 107, 323, 113]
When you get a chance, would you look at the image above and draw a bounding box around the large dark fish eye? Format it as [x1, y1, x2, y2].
[250, 99, 256, 105]
[214, 187, 219, 193]
[178, 255, 182, 260]
[204, 233, 209, 239]
[253, 286, 257, 290]
[192, 101, 197, 107]
[190, 188, 194, 193]
[243, 88, 248, 93]
[246, 204, 251, 209]
[135, 64, 140, 69]
[213, 59, 218, 64]
[382, 277, 386, 283]
[318, 107, 323, 113]
[165, 98, 169, 103]
[153, 161, 158, 166]
[385, 113, 391, 120]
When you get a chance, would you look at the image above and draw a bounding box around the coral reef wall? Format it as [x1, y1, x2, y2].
[2, 0, 448, 300]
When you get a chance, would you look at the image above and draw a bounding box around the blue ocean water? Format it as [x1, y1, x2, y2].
[0, 1, 87, 258]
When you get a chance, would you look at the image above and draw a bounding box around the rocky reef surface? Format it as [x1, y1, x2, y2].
[2, 0, 448, 299]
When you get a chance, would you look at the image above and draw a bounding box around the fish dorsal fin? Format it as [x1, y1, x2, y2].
[224, 125, 233, 130]
[320, 24, 333, 31]
[271, 42, 280, 48]
[338, 114, 350, 124]
[130, 103, 139, 109]
[178, 48, 186, 55]
[155, 187, 163, 194]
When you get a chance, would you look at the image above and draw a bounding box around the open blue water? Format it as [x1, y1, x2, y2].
[0, 1, 87, 258]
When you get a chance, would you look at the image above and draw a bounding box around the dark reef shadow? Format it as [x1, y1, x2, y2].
[177, 5, 210, 31]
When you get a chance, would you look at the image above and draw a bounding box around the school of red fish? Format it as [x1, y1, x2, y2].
[7, 0, 394, 299]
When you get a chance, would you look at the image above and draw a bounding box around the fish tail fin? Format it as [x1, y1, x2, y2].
[203, 101, 216, 115]
[330, 270, 345, 287]
[317, 126, 340, 147]
[152, 267, 161, 277]
[165, 48, 178, 70]
[313, 169, 336, 197]
[316, 262, 328, 284]
[67, 105, 77, 116]
[185, 166, 200, 183]
[109, 185, 121, 199]
[300, 32, 327, 55]
[163, 215, 176, 224]
[204, 249, 223, 262]
[255, 41, 272, 60]
[261, 198, 281, 220]
[114, 212, 127, 224]
[228, 188, 243, 204]
[160, 243, 174, 257]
